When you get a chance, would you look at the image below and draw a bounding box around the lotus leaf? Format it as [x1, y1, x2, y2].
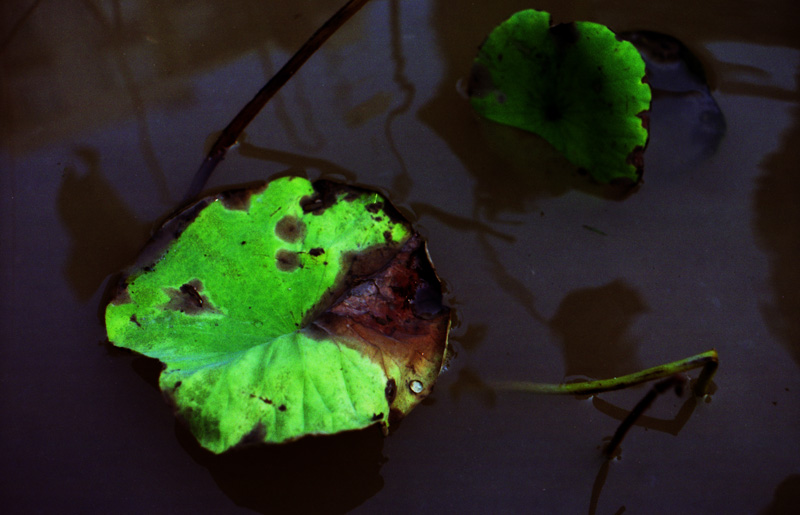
[106, 176, 451, 453]
[469, 9, 651, 183]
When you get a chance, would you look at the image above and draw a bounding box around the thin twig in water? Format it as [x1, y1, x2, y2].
[183, 0, 374, 203]
[604, 374, 686, 457]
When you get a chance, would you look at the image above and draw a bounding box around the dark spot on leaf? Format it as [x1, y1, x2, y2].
[163, 279, 220, 315]
[278, 404, 287, 412]
[365, 202, 383, 214]
[130, 314, 141, 327]
[218, 183, 267, 211]
[348, 242, 399, 277]
[544, 102, 562, 121]
[626, 143, 646, 181]
[385, 379, 397, 404]
[371, 412, 384, 421]
[411, 279, 446, 320]
[275, 215, 306, 243]
[174, 381, 182, 388]
[550, 21, 579, 48]
[249, 393, 273, 405]
[299, 181, 349, 215]
[383, 230, 392, 242]
[467, 61, 495, 98]
[276, 250, 301, 272]
[388, 408, 404, 426]
[241, 241, 246, 245]
[236, 422, 266, 448]
[300, 180, 408, 223]
[111, 286, 132, 305]
[309, 247, 325, 257]
[300, 181, 364, 214]
[638, 109, 651, 131]
[299, 195, 325, 214]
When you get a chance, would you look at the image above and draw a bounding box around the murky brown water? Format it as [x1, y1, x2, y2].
[2, 0, 799, 513]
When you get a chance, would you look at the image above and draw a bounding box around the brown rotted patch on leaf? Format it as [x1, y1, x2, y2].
[276, 250, 301, 272]
[218, 182, 268, 211]
[300, 180, 407, 226]
[311, 234, 451, 427]
[550, 21, 579, 49]
[163, 279, 221, 315]
[467, 61, 496, 99]
[299, 180, 350, 215]
[275, 215, 307, 243]
[623, 110, 650, 184]
[110, 284, 132, 305]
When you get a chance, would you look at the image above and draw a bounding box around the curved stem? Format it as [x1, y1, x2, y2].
[183, 0, 374, 203]
[603, 374, 686, 457]
[493, 349, 718, 397]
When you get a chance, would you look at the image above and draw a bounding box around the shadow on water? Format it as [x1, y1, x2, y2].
[550, 280, 647, 380]
[415, 5, 727, 330]
[106, 345, 386, 514]
[177, 421, 386, 514]
[760, 474, 800, 515]
[236, 141, 358, 183]
[57, 147, 152, 301]
[591, 394, 702, 440]
[753, 74, 800, 369]
[447, 277, 704, 515]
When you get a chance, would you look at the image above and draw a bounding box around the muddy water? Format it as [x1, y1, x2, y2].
[2, 0, 798, 513]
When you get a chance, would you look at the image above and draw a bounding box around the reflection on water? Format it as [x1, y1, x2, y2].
[4, 1, 800, 514]
[384, 0, 416, 201]
[622, 31, 727, 166]
[0, 0, 356, 155]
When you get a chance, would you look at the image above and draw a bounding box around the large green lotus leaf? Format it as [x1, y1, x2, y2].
[106, 177, 451, 453]
[469, 9, 651, 184]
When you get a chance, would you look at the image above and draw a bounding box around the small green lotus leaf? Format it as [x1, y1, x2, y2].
[106, 177, 451, 453]
[469, 9, 651, 184]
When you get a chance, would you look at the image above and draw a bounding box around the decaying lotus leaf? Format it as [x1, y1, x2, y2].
[106, 176, 451, 453]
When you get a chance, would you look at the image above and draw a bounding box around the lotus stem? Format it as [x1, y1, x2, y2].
[493, 349, 718, 397]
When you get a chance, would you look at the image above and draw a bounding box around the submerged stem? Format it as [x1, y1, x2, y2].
[603, 374, 686, 457]
[493, 349, 718, 397]
[184, 0, 373, 203]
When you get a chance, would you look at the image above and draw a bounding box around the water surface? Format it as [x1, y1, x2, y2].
[2, 1, 798, 513]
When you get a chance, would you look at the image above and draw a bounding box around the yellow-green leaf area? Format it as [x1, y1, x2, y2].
[469, 9, 651, 183]
[105, 177, 430, 453]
